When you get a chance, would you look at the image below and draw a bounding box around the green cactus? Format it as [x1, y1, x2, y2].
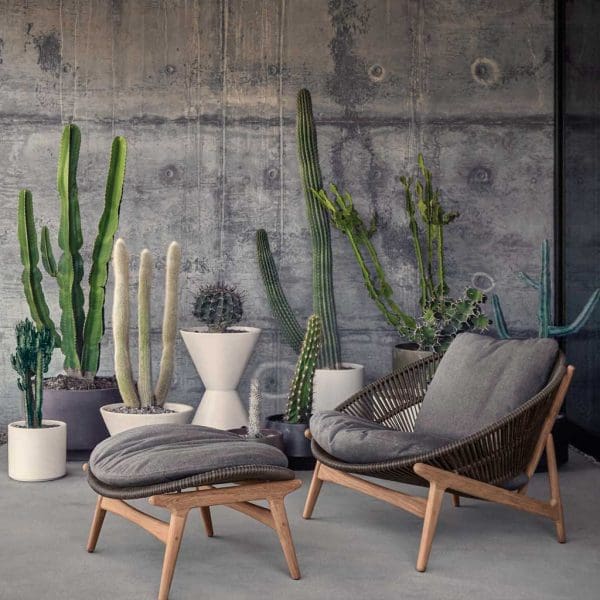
[284, 315, 322, 424]
[17, 124, 127, 380]
[112, 239, 182, 409]
[315, 154, 489, 353]
[492, 239, 600, 339]
[257, 89, 342, 369]
[193, 283, 244, 333]
[10, 319, 55, 428]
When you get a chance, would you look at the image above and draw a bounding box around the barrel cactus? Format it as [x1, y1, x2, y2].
[193, 284, 244, 333]
[10, 319, 55, 428]
[257, 89, 342, 369]
[112, 239, 182, 409]
[284, 315, 322, 424]
[17, 124, 127, 379]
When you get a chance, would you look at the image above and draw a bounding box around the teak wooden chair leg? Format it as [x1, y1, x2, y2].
[303, 461, 324, 519]
[86, 479, 302, 600]
[451, 494, 460, 508]
[416, 482, 445, 572]
[546, 434, 566, 543]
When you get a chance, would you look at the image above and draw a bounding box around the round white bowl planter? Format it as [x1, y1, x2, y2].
[8, 420, 67, 482]
[180, 326, 261, 430]
[100, 402, 194, 436]
[312, 363, 364, 412]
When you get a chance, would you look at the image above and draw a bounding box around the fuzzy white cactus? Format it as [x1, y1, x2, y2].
[247, 378, 263, 438]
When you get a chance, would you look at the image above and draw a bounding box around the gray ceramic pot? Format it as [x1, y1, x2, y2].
[392, 343, 433, 372]
[228, 427, 285, 453]
[265, 414, 312, 458]
[43, 387, 121, 456]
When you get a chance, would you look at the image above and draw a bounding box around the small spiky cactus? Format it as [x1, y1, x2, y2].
[284, 315, 322, 424]
[112, 238, 182, 409]
[193, 283, 244, 333]
[10, 319, 55, 428]
[247, 378, 263, 438]
[492, 239, 600, 339]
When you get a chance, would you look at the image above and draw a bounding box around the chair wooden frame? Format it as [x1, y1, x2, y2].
[86, 475, 302, 600]
[303, 361, 574, 572]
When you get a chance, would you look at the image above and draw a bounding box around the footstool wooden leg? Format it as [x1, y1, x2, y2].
[451, 493, 460, 508]
[268, 497, 301, 580]
[303, 461, 324, 519]
[199, 507, 214, 537]
[87, 496, 107, 553]
[158, 511, 189, 600]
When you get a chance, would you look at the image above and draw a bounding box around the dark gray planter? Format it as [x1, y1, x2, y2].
[265, 414, 314, 469]
[392, 343, 433, 372]
[228, 427, 285, 453]
[43, 387, 120, 456]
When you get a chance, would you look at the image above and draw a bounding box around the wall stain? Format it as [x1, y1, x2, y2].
[33, 31, 61, 76]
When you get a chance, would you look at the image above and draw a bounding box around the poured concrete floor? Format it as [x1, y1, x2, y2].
[0, 448, 599, 600]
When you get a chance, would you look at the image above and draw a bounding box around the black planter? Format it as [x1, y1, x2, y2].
[265, 414, 315, 470]
[43, 387, 121, 459]
[228, 427, 285, 453]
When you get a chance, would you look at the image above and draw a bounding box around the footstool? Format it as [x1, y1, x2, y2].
[84, 424, 302, 600]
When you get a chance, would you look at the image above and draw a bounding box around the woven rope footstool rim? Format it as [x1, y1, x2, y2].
[87, 464, 295, 499]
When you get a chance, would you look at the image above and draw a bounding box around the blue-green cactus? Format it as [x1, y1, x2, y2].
[492, 239, 600, 339]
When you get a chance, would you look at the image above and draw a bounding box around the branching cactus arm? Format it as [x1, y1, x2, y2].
[137, 249, 154, 408]
[154, 241, 181, 407]
[112, 239, 139, 408]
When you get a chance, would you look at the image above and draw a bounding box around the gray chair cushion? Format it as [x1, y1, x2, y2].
[310, 411, 452, 464]
[414, 333, 558, 440]
[89, 424, 289, 487]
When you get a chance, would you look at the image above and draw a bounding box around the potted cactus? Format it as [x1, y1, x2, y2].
[266, 314, 321, 468]
[229, 379, 285, 452]
[8, 319, 66, 481]
[100, 239, 193, 435]
[257, 89, 363, 412]
[315, 153, 490, 370]
[17, 124, 127, 453]
[180, 283, 261, 429]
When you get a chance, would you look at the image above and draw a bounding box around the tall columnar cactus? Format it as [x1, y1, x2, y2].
[315, 154, 489, 353]
[17, 124, 127, 379]
[284, 315, 322, 424]
[257, 89, 341, 369]
[492, 239, 600, 339]
[112, 239, 182, 409]
[10, 319, 55, 428]
[247, 378, 263, 438]
[193, 283, 244, 333]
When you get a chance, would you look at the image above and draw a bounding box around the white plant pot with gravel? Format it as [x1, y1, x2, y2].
[100, 402, 194, 436]
[8, 420, 67, 482]
[312, 363, 364, 412]
[180, 326, 261, 430]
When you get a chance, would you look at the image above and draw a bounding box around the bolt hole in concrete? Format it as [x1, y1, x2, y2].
[368, 63, 385, 82]
[471, 272, 495, 293]
[468, 166, 493, 186]
[470, 57, 500, 86]
[165, 64, 176, 75]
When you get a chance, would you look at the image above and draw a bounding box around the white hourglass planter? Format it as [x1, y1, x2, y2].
[180, 326, 261, 430]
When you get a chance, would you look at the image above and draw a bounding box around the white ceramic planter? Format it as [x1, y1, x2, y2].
[8, 420, 67, 482]
[180, 326, 261, 430]
[313, 363, 365, 412]
[100, 402, 194, 436]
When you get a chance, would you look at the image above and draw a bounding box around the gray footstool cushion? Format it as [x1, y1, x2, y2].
[90, 424, 289, 488]
[310, 411, 451, 464]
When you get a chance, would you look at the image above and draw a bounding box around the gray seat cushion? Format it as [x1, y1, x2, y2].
[89, 424, 289, 487]
[310, 411, 452, 464]
[414, 333, 558, 440]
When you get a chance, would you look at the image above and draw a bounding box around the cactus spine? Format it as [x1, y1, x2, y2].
[112, 239, 182, 409]
[247, 378, 263, 438]
[10, 319, 55, 428]
[492, 239, 600, 339]
[284, 315, 322, 424]
[257, 89, 342, 368]
[17, 124, 127, 380]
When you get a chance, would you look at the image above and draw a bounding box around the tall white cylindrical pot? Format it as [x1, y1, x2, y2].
[8, 420, 67, 482]
[180, 326, 261, 429]
[312, 363, 364, 412]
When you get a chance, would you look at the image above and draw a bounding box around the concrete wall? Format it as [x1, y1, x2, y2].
[0, 0, 555, 426]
